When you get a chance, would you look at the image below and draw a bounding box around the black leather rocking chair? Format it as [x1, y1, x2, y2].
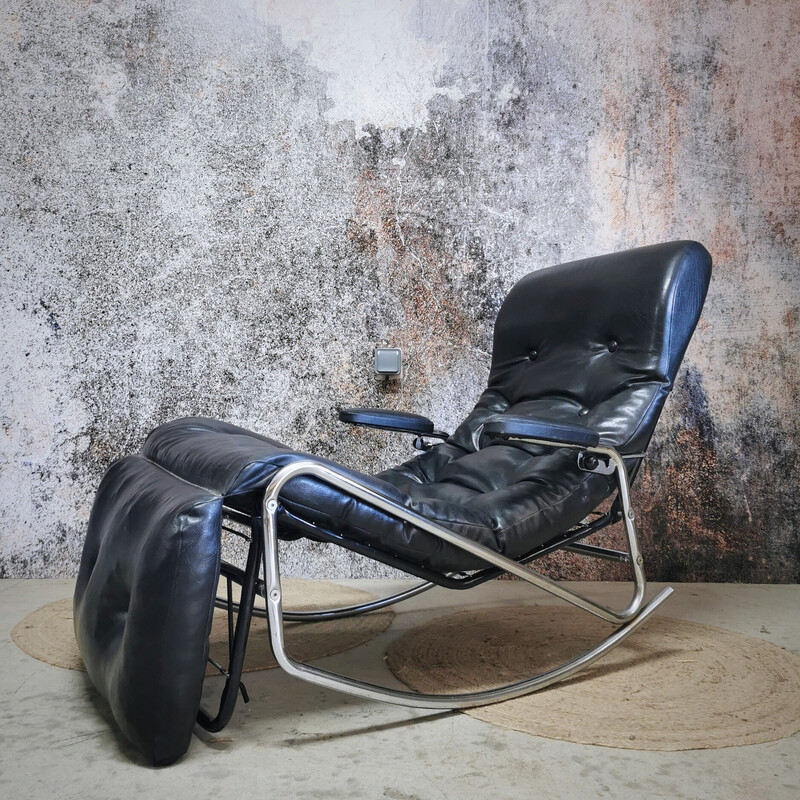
[74, 240, 712, 765]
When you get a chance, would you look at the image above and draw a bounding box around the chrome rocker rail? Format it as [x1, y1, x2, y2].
[258, 438, 673, 709]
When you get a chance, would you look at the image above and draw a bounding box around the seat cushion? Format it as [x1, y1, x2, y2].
[142, 417, 612, 573]
[74, 417, 612, 767]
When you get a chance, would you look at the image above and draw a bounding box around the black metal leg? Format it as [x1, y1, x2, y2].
[226, 574, 234, 662]
[197, 517, 263, 732]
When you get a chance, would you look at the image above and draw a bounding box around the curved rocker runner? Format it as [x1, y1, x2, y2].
[73, 240, 712, 765]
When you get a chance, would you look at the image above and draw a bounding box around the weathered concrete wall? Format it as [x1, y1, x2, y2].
[1, 0, 798, 580]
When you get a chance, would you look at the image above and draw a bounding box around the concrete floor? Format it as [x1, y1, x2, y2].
[1, 578, 798, 800]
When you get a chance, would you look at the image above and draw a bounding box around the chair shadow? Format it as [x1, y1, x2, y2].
[79, 674, 152, 767]
[278, 710, 458, 746]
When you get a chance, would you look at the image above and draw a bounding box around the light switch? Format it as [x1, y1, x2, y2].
[374, 348, 402, 380]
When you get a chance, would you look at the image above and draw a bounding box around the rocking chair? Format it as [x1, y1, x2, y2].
[74, 240, 712, 765]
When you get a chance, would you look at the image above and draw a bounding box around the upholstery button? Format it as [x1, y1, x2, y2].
[528, 349, 538, 361]
[608, 339, 618, 352]
[578, 408, 589, 416]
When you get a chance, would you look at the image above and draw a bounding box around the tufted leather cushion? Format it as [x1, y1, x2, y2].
[136, 240, 711, 574]
[450, 239, 712, 455]
[74, 456, 222, 766]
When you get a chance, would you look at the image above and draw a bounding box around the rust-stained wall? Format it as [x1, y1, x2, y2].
[1, 0, 798, 580]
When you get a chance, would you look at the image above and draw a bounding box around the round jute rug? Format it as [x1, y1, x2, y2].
[386, 606, 800, 750]
[12, 579, 392, 676]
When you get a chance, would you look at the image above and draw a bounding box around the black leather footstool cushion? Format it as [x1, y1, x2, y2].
[73, 455, 223, 766]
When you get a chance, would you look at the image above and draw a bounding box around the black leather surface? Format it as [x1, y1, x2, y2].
[339, 407, 435, 434]
[136, 240, 711, 574]
[73, 456, 222, 766]
[483, 415, 600, 447]
[75, 239, 711, 764]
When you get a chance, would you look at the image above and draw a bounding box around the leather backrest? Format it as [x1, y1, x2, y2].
[449, 240, 711, 454]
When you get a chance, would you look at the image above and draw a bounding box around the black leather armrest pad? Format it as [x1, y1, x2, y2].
[339, 407, 435, 435]
[483, 415, 600, 448]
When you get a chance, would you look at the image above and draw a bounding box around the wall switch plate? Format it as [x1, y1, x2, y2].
[374, 348, 402, 380]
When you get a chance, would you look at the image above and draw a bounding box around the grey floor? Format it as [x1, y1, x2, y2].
[1, 578, 798, 800]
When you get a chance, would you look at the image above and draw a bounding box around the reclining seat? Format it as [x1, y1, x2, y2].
[74, 240, 711, 765]
[140, 239, 710, 572]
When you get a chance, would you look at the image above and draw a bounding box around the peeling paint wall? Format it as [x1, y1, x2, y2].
[1, 0, 798, 581]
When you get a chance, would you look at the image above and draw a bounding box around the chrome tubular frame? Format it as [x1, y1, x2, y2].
[257, 437, 674, 709]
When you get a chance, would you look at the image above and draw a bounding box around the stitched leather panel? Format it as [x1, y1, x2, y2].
[73, 456, 222, 766]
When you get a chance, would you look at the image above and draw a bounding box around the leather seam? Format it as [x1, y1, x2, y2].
[621, 244, 691, 451]
[135, 453, 224, 500]
[664, 242, 687, 381]
[227, 457, 277, 498]
[625, 242, 699, 450]
[619, 386, 663, 451]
